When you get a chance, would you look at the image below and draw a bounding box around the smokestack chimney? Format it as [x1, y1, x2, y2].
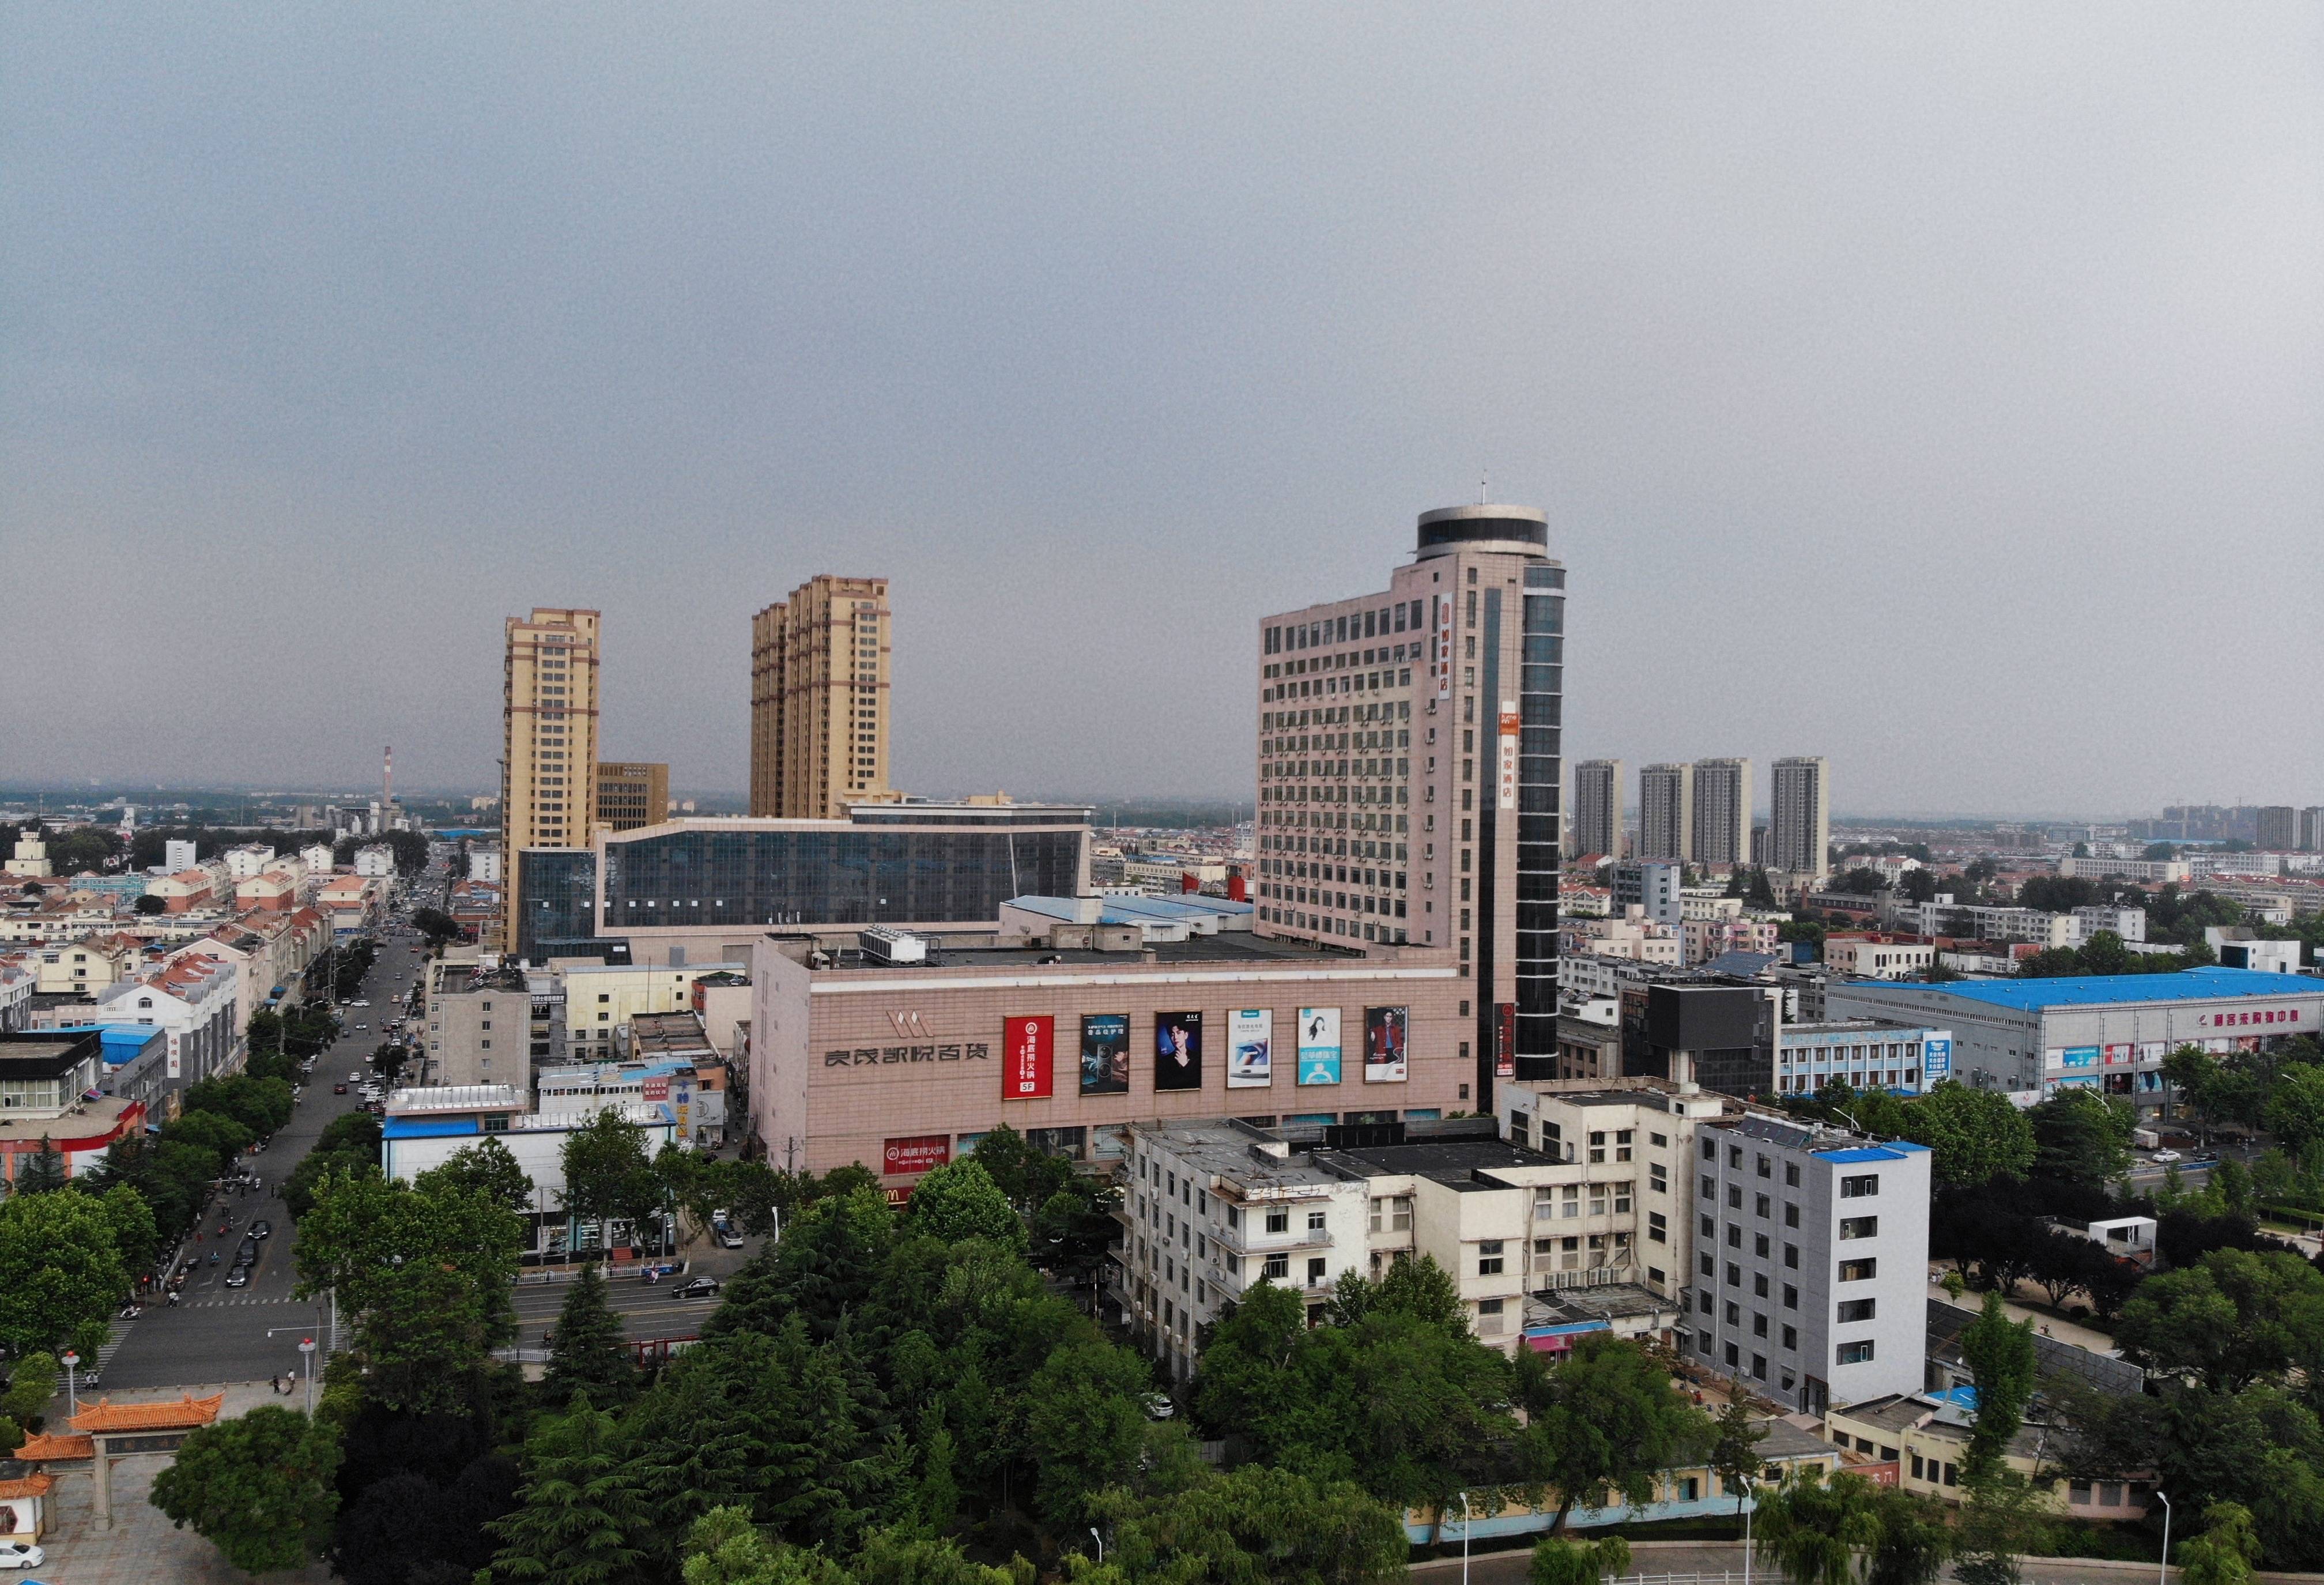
[1227, 869, 1247, 903]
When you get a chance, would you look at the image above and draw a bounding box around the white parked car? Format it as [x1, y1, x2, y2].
[0, 1540, 47, 1569]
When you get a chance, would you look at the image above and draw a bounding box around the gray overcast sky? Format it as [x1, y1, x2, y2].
[4, 6, 2319, 816]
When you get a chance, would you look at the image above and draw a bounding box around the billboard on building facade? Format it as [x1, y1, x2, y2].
[1080, 1013, 1130, 1096]
[1922, 1035, 1951, 1080]
[1154, 1011, 1204, 1091]
[1297, 1007, 1342, 1085]
[1364, 1006, 1408, 1083]
[1003, 1014, 1053, 1099]
[882, 1135, 951, 1176]
[1228, 1008, 1273, 1089]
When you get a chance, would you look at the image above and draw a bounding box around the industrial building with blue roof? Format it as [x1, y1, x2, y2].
[1825, 966, 2323, 1109]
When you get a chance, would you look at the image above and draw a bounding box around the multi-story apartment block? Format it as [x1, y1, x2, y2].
[750, 576, 891, 820]
[1769, 757, 1831, 880]
[418, 956, 533, 1088]
[1774, 1019, 1953, 1097]
[1823, 935, 1936, 979]
[1612, 861, 1682, 929]
[594, 761, 669, 832]
[1639, 764, 1693, 862]
[1255, 504, 1564, 1101]
[2257, 806, 2299, 853]
[90, 953, 240, 1091]
[1570, 760, 1622, 859]
[1691, 759, 1751, 868]
[1686, 1114, 1931, 1412]
[500, 608, 602, 950]
[2301, 807, 2324, 853]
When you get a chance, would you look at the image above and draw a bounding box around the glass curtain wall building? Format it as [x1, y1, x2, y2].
[517, 803, 1090, 961]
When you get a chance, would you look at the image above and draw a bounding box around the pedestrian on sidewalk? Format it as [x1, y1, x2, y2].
[270, 1373, 281, 1395]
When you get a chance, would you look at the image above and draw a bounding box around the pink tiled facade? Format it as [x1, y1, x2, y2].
[751, 941, 1471, 1187]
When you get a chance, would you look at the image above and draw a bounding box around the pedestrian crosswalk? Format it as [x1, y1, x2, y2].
[175, 1296, 308, 1309]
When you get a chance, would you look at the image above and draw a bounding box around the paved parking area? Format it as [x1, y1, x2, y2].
[20, 1383, 331, 1585]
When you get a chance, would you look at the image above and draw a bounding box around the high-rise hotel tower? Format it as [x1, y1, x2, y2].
[750, 576, 891, 819]
[1254, 504, 1564, 1104]
[500, 607, 601, 950]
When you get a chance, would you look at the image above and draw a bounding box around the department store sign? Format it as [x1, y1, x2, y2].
[824, 1041, 990, 1068]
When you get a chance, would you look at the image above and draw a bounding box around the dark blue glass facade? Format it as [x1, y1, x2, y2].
[599, 824, 1087, 931]
[517, 848, 601, 963]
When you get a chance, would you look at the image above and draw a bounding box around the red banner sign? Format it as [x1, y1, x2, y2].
[882, 1134, 952, 1176]
[1496, 1002, 1516, 1078]
[642, 1076, 671, 1101]
[1003, 1015, 1054, 1099]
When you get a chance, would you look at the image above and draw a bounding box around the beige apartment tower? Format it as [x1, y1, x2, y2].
[750, 576, 891, 819]
[1690, 757, 1751, 867]
[1638, 763, 1693, 862]
[500, 608, 602, 949]
[595, 761, 670, 832]
[1770, 756, 1831, 880]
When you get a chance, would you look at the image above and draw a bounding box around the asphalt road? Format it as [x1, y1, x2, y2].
[508, 1271, 731, 1351]
[100, 911, 433, 1390]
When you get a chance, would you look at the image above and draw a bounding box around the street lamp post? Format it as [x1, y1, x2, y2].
[1089, 1528, 1103, 1564]
[1459, 1490, 1472, 1585]
[60, 1351, 80, 1417]
[299, 1337, 317, 1416]
[2156, 1490, 2171, 1585]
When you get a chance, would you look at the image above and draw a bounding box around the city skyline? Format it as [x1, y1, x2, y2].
[6, 8, 2322, 814]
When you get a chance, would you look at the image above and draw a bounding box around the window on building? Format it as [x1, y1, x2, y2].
[1839, 1216, 1879, 1240]
[1784, 1202, 1800, 1228]
[1478, 1240, 1505, 1275]
[1265, 1208, 1290, 1234]
[1649, 1212, 1667, 1243]
[1836, 1340, 1877, 1365]
[1782, 1324, 1797, 1350]
[1757, 1153, 1772, 1179]
[1307, 1256, 1327, 1286]
[1262, 1253, 1289, 1280]
[1477, 1297, 1506, 1336]
[1785, 1162, 1801, 1187]
[1838, 1298, 1877, 1323]
[1650, 1164, 1668, 1194]
[1838, 1258, 1878, 1282]
[1840, 1174, 1881, 1199]
[1783, 1284, 1798, 1308]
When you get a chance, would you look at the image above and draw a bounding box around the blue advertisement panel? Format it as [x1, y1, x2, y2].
[2061, 1047, 2099, 1070]
[1297, 1007, 1342, 1085]
[1923, 1035, 1951, 1080]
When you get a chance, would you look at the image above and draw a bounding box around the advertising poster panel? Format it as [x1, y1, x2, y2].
[1495, 1002, 1515, 1079]
[1153, 1011, 1204, 1091]
[1228, 1008, 1273, 1088]
[1003, 1014, 1054, 1099]
[1923, 1035, 1952, 1080]
[1497, 700, 1520, 812]
[1080, 1013, 1130, 1096]
[1297, 1007, 1342, 1085]
[882, 1135, 951, 1176]
[1364, 1006, 1408, 1083]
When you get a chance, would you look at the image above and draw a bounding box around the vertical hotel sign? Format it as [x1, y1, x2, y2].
[1435, 595, 1453, 700]
[1497, 698, 1519, 812]
[1003, 1015, 1054, 1099]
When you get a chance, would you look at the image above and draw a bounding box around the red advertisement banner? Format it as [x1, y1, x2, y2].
[882, 1134, 952, 1176]
[1003, 1014, 1054, 1099]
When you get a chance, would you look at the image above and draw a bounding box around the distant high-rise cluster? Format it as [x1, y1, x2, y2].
[750, 575, 891, 820]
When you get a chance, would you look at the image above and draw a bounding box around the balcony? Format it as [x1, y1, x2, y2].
[1213, 1222, 1334, 1256]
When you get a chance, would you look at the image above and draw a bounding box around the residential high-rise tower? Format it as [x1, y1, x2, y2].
[501, 607, 602, 950]
[750, 576, 891, 820]
[1254, 503, 1564, 1103]
[1691, 757, 1752, 867]
[1770, 756, 1831, 880]
[594, 761, 670, 831]
[1570, 759, 1622, 859]
[1639, 763, 1693, 862]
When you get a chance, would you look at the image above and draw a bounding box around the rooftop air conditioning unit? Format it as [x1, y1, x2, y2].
[858, 927, 927, 965]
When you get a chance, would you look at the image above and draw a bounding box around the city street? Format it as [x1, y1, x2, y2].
[99, 922, 431, 1390]
[507, 1273, 727, 1350]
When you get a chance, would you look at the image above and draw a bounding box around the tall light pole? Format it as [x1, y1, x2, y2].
[299, 1336, 317, 1416]
[2156, 1490, 2171, 1585]
[60, 1351, 80, 1417]
[1089, 1528, 1103, 1564]
[1459, 1490, 1472, 1585]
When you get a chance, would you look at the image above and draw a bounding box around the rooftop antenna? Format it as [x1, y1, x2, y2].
[1478, 472, 1488, 505]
